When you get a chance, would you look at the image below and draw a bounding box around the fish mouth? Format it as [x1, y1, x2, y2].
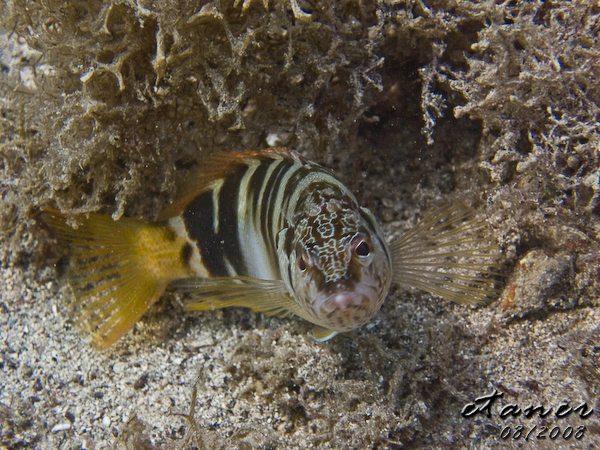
[318, 291, 371, 313]
[315, 284, 380, 330]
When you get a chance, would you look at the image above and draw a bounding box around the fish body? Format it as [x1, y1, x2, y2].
[41, 148, 501, 349]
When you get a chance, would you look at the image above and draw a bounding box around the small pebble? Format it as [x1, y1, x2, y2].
[113, 362, 125, 374]
[51, 422, 71, 432]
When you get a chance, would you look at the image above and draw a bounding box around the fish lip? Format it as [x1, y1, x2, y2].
[315, 289, 373, 315]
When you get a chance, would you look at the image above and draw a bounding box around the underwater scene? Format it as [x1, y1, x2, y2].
[1, 1, 599, 448]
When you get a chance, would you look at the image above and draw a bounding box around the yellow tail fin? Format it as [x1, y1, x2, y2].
[40, 210, 170, 350]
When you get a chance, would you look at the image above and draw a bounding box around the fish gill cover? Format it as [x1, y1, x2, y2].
[1, 0, 600, 448]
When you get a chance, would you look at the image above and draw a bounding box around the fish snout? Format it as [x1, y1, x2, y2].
[314, 288, 375, 331]
[322, 291, 368, 312]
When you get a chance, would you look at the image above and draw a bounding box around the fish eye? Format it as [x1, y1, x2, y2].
[354, 240, 371, 257]
[298, 255, 307, 272]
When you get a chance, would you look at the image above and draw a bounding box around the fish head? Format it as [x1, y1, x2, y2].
[286, 192, 392, 333]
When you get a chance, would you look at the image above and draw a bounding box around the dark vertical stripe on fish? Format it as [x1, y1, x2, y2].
[183, 192, 228, 276]
[281, 165, 313, 212]
[218, 164, 249, 275]
[282, 227, 296, 292]
[260, 159, 295, 257]
[247, 156, 272, 209]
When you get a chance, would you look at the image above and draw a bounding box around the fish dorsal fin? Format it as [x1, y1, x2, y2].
[176, 275, 308, 320]
[157, 148, 302, 220]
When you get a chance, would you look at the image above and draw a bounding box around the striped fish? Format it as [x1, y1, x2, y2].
[41, 148, 502, 350]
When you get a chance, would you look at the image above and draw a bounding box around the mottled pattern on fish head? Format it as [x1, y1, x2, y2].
[287, 185, 392, 333]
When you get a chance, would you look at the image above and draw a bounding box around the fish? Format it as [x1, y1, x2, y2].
[40, 148, 503, 350]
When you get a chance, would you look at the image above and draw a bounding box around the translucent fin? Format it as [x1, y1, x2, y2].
[40, 209, 168, 350]
[176, 276, 307, 319]
[391, 204, 504, 306]
[313, 326, 338, 342]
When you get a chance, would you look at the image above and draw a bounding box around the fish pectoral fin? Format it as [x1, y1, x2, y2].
[176, 276, 302, 319]
[390, 204, 505, 306]
[313, 326, 338, 342]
